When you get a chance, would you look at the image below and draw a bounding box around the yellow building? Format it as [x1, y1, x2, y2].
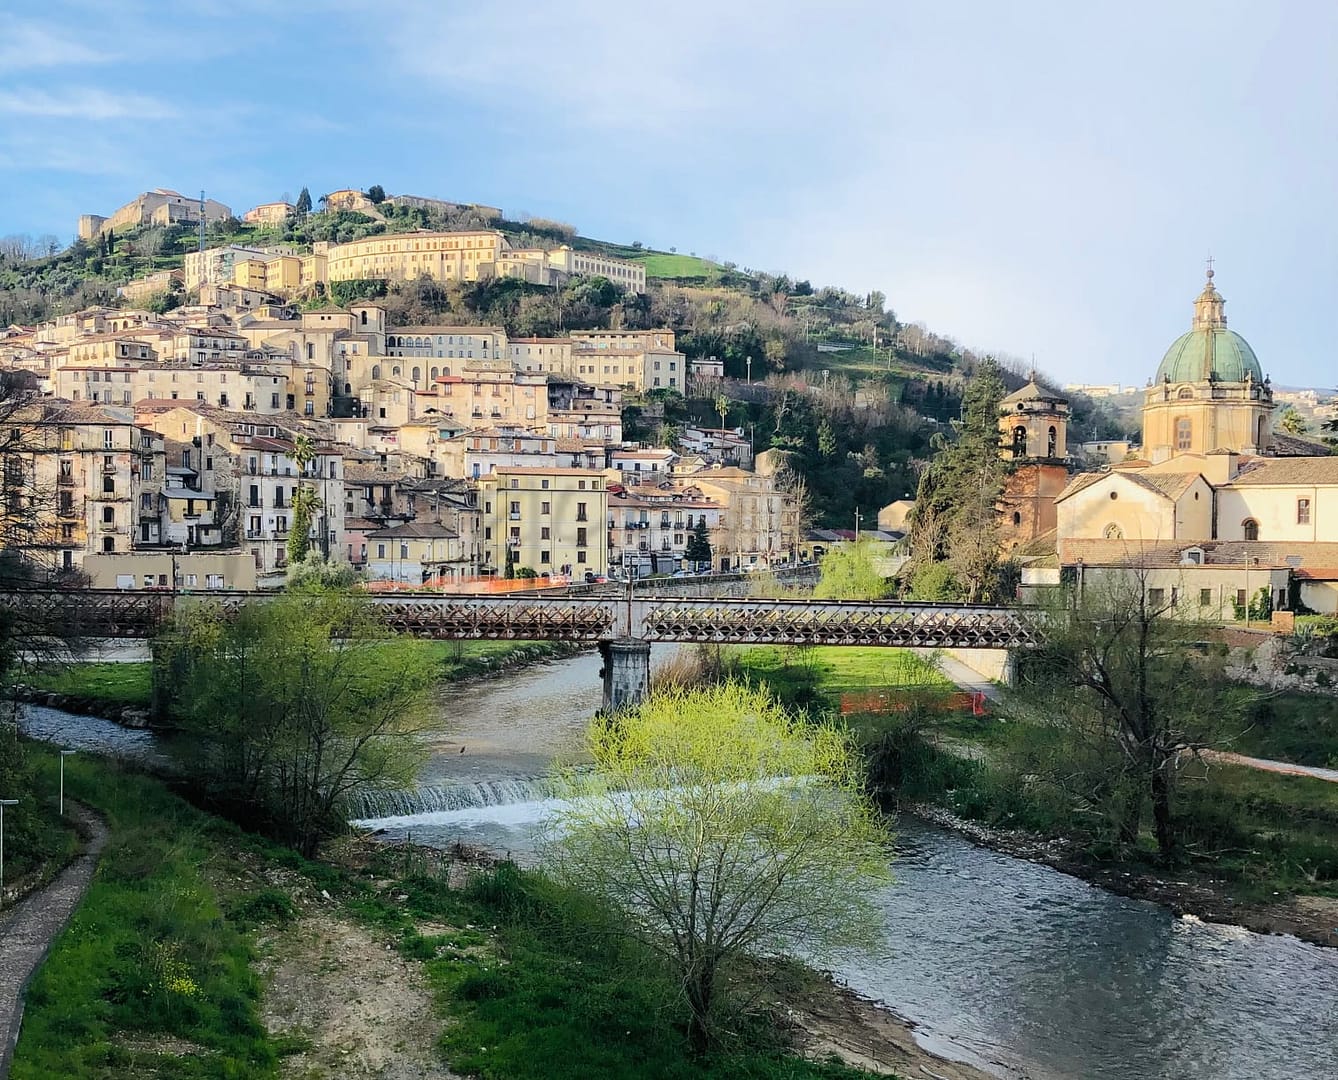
[243, 201, 295, 225]
[546, 246, 647, 293]
[325, 231, 509, 284]
[1142, 266, 1274, 463]
[418, 364, 548, 427]
[478, 467, 607, 576]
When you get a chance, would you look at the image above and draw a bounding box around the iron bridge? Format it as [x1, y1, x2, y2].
[0, 590, 1039, 650]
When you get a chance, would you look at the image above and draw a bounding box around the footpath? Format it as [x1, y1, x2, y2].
[0, 804, 107, 1079]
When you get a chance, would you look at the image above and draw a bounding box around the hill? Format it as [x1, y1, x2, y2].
[0, 189, 1127, 527]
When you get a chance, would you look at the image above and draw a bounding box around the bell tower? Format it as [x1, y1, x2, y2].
[997, 374, 1072, 550]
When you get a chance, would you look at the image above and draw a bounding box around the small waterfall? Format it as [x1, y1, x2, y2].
[353, 776, 554, 821]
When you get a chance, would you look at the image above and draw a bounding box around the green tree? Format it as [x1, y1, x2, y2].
[286, 435, 322, 567]
[714, 392, 729, 430]
[1277, 405, 1308, 436]
[1009, 571, 1251, 862]
[366, 184, 386, 204]
[684, 519, 712, 567]
[169, 591, 434, 856]
[813, 537, 891, 599]
[817, 418, 837, 458]
[906, 357, 1007, 601]
[295, 187, 312, 215]
[545, 683, 891, 1055]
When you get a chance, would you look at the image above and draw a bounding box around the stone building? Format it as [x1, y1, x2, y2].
[997, 375, 1072, 551]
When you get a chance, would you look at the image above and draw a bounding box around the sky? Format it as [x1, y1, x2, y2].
[2, 0, 1336, 388]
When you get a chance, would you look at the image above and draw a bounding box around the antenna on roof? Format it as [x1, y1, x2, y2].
[198, 190, 207, 253]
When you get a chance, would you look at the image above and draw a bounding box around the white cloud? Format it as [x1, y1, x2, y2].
[0, 87, 179, 120]
[0, 19, 115, 69]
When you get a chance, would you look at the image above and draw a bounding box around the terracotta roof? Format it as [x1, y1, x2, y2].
[1270, 433, 1335, 457]
[1058, 538, 1338, 569]
[1054, 469, 1204, 504]
[367, 521, 460, 540]
[1226, 456, 1338, 486]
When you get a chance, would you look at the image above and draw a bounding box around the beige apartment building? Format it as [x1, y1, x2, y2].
[547, 246, 647, 293]
[325, 231, 509, 284]
[243, 201, 295, 225]
[692, 468, 800, 570]
[417, 364, 549, 428]
[478, 467, 607, 576]
[607, 485, 723, 575]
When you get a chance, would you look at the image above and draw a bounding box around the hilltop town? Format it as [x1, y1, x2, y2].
[0, 186, 826, 590]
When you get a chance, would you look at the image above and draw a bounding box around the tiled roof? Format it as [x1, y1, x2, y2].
[1058, 538, 1338, 569]
[1053, 469, 1204, 504]
[366, 521, 460, 540]
[1226, 456, 1338, 486]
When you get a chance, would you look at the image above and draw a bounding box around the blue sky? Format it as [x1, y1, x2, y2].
[2, 0, 1336, 388]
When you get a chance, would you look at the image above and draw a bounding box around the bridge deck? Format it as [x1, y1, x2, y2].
[0, 590, 1038, 649]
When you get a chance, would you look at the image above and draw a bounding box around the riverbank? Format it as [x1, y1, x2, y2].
[728, 645, 1338, 950]
[7, 747, 987, 1080]
[15, 640, 587, 730]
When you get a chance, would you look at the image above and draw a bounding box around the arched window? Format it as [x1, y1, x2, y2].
[1011, 511, 1022, 525]
[371, 364, 381, 380]
[1047, 425, 1057, 457]
[1177, 386, 1194, 400]
[1104, 523, 1124, 540]
[392, 366, 401, 377]
[1011, 424, 1027, 458]
[411, 366, 421, 383]
[431, 367, 439, 380]
[1242, 518, 1260, 541]
[360, 310, 367, 325]
[344, 383, 351, 395]
[442, 366, 451, 377]
[1175, 416, 1192, 451]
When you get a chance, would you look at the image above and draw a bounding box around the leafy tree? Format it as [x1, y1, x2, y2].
[1009, 570, 1252, 862]
[813, 537, 891, 599]
[295, 187, 312, 215]
[168, 591, 434, 855]
[816, 418, 836, 458]
[1277, 405, 1308, 436]
[684, 519, 712, 567]
[366, 184, 386, 205]
[545, 683, 890, 1055]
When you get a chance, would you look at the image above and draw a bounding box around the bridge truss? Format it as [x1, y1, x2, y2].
[0, 590, 1038, 650]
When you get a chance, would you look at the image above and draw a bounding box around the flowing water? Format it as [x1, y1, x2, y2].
[22, 652, 1338, 1079]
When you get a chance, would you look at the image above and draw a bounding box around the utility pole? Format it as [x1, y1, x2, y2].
[854, 507, 862, 542]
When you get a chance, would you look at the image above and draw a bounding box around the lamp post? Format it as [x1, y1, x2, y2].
[59, 749, 76, 816]
[0, 798, 17, 905]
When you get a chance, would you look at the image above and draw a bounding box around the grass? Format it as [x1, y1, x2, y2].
[353, 857, 877, 1080]
[1229, 692, 1338, 768]
[25, 662, 152, 707]
[733, 646, 952, 711]
[632, 252, 725, 280]
[10, 748, 325, 1079]
[23, 641, 575, 713]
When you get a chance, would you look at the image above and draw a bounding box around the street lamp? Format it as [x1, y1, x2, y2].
[59, 749, 76, 816]
[0, 798, 18, 904]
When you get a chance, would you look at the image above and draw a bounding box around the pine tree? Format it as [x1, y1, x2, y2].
[295, 187, 312, 215]
[685, 519, 712, 568]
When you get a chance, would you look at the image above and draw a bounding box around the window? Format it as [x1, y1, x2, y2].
[540, 550, 550, 564]
[1012, 511, 1022, 525]
[1177, 386, 1194, 400]
[509, 500, 521, 518]
[400, 543, 409, 559]
[1011, 425, 1027, 458]
[541, 501, 551, 515]
[541, 527, 551, 540]
[103, 428, 114, 448]
[1148, 588, 1165, 606]
[103, 475, 114, 494]
[576, 527, 587, 547]
[541, 478, 549, 489]
[1103, 523, 1124, 539]
[1235, 588, 1247, 608]
[1199, 588, 1213, 607]
[576, 550, 587, 564]
[102, 505, 114, 523]
[1242, 519, 1260, 541]
[1175, 416, 1192, 451]
[576, 502, 588, 521]
[102, 536, 114, 552]
[1298, 498, 1311, 525]
[484, 526, 492, 540]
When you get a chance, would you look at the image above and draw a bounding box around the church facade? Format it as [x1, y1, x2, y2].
[1023, 267, 1338, 617]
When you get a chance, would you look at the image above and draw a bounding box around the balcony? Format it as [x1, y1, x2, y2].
[57, 472, 75, 487]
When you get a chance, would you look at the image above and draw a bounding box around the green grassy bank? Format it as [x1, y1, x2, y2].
[733, 647, 1338, 907]
[10, 748, 883, 1079]
[24, 640, 580, 714]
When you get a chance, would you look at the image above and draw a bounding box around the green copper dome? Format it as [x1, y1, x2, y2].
[1155, 326, 1262, 384]
[1154, 268, 1264, 384]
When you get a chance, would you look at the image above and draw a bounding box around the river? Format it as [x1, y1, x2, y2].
[21, 651, 1338, 1079]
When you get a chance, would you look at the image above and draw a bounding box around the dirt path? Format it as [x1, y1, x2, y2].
[257, 909, 459, 1080]
[0, 804, 107, 1080]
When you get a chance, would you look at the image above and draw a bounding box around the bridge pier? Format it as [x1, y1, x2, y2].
[599, 638, 651, 713]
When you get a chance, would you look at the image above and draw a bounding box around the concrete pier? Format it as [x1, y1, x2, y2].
[599, 638, 651, 712]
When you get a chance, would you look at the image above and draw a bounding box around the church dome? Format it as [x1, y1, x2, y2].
[1153, 265, 1263, 384]
[1155, 326, 1262, 384]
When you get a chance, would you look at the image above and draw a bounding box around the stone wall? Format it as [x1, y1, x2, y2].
[1225, 635, 1338, 696]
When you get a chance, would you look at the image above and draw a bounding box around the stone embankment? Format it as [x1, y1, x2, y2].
[12, 686, 152, 727]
